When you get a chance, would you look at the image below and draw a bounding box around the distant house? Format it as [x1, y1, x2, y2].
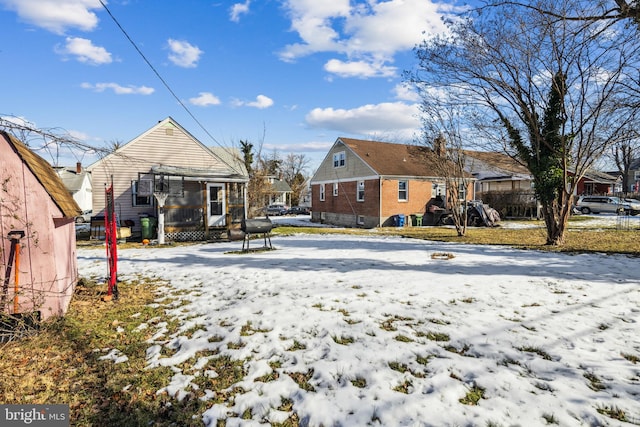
[55, 162, 92, 213]
[310, 137, 472, 228]
[463, 151, 537, 218]
[575, 170, 619, 195]
[87, 117, 249, 241]
[265, 175, 292, 207]
[0, 131, 80, 321]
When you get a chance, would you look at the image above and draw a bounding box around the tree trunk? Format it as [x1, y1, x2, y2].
[540, 192, 573, 245]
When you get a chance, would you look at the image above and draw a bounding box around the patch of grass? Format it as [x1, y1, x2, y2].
[417, 331, 450, 342]
[460, 297, 475, 304]
[388, 361, 409, 373]
[332, 335, 355, 345]
[416, 355, 432, 366]
[227, 340, 246, 349]
[444, 343, 472, 356]
[239, 320, 272, 336]
[350, 376, 367, 388]
[287, 369, 315, 392]
[287, 340, 307, 351]
[393, 379, 412, 394]
[596, 405, 628, 422]
[0, 277, 225, 426]
[542, 413, 559, 424]
[459, 384, 485, 405]
[516, 345, 552, 361]
[394, 334, 414, 343]
[429, 318, 450, 325]
[622, 352, 640, 364]
[584, 371, 607, 391]
[597, 323, 610, 331]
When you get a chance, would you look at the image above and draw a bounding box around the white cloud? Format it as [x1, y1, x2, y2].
[230, 0, 250, 22]
[233, 94, 274, 109]
[56, 37, 112, 65]
[305, 102, 420, 138]
[189, 92, 221, 107]
[80, 82, 155, 95]
[279, 0, 461, 78]
[324, 58, 396, 78]
[0, 0, 102, 34]
[393, 83, 420, 102]
[167, 39, 203, 68]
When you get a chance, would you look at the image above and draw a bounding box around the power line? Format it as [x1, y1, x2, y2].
[98, 0, 242, 172]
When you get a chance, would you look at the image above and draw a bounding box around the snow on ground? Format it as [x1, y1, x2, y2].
[77, 221, 640, 426]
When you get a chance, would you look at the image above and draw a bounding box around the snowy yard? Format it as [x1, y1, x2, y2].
[77, 229, 640, 426]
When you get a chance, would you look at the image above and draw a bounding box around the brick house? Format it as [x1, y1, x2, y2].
[310, 137, 472, 228]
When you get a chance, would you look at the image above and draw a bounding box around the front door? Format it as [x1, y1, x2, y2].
[206, 183, 226, 227]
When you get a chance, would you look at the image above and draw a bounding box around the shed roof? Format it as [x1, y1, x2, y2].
[339, 137, 447, 178]
[462, 150, 530, 175]
[1, 131, 80, 218]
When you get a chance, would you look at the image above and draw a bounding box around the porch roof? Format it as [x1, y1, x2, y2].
[150, 165, 248, 182]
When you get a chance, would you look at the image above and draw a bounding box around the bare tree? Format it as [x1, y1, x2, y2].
[281, 153, 310, 206]
[610, 134, 640, 193]
[409, 0, 640, 245]
[417, 94, 475, 236]
[0, 115, 101, 166]
[488, 0, 639, 25]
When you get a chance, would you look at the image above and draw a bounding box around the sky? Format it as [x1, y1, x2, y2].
[0, 0, 465, 173]
[77, 215, 640, 426]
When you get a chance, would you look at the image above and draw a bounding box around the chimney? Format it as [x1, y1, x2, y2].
[434, 135, 446, 157]
[76, 162, 82, 173]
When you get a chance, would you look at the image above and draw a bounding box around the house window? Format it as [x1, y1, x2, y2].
[333, 151, 346, 168]
[357, 180, 365, 201]
[398, 181, 408, 201]
[132, 180, 152, 206]
[319, 184, 325, 201]
[357, 215, 365, 225]
[333, 183, 339, 196]
[458, 182, 467, 200]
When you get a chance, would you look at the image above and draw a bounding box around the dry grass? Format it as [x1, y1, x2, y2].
[273, 221, 640, 255]
[0, 277, 219, 426]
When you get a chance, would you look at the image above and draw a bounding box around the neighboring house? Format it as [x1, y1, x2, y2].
[310, 137, 472, 228]
[575, 169, 619, 195]
[266, 175, 292, 207]
[463, 150, 536, 218]
[55, 162, 92, 213]
[87, 117, 249, 241]
[463, 151, 533, 197]
[0, 131, 80, 321]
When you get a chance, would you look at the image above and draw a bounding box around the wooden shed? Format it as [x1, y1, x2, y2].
[0, 131, 81, 321]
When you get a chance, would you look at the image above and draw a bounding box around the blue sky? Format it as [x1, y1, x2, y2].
[0, 0, 463, 172]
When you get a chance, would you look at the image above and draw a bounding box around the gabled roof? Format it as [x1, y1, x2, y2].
[463, 150, 530, 176]
[2, 131, 80, 217]
[55, 167, 90, 193]
[271, 178, 292, 193]
[88, 117, 247, 178]
[582, 169, 618, 184]
[338, 137, 445, 177]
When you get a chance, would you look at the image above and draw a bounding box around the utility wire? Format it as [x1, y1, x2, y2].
[98, 0, 242, 173]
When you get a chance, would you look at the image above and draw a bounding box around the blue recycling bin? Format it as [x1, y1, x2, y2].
[395, 214, 405, 227]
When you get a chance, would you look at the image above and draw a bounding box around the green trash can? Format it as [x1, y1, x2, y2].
[148, 217, 158, 238]
[140, 217, 151, 239]
[415, 214, 423, 226]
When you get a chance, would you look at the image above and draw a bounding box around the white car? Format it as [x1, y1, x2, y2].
[575, 196, 640, 215]
[75, 209, 93, 223]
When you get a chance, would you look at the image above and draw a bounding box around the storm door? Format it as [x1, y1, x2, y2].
[206, 183, 226, 226]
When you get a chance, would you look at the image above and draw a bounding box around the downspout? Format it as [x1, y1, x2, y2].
[379, 178, 382, 227]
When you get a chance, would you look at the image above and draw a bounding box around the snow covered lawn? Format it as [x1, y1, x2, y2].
[77, 233, 640, 426]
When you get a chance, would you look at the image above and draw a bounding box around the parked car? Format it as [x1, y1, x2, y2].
[75, 209, 93, 223]
[624, 198, 640, 215]
[575, 196, 640, 215]
[264, 204, 288, 216]
[285, 206, 310, 215]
